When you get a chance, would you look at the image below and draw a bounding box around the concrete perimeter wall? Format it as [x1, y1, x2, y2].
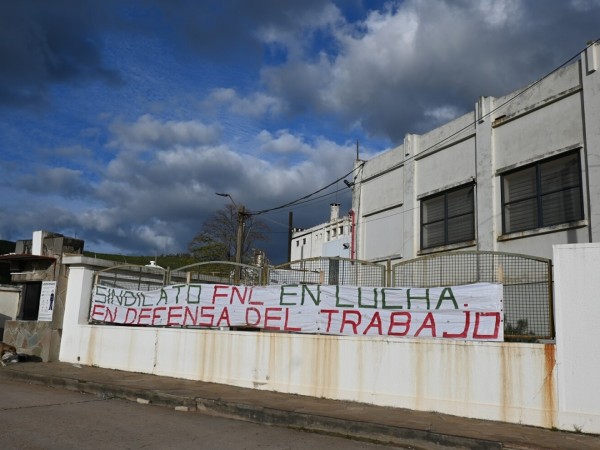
[59, 246, 600, 433]
[553, 243, 600, 433]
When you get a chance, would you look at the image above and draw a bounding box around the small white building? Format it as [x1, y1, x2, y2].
[349, 42, 600, 264]
[290, 204, 353, 260]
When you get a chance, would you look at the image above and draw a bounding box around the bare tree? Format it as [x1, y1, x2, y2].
[188, 204, 270, 263]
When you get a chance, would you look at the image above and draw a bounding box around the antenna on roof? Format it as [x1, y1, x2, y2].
[356, 139, 360, 160]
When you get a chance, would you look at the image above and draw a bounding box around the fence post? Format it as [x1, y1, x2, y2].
[386, 259, 392, 287]
[548, 260, 555, 339]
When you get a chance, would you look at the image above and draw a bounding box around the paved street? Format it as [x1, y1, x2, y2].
[0, 379, 401, 450]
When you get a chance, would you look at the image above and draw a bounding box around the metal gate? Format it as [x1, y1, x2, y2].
[392, 251, 554, 340]
[94, 264, 167, 291]
[271, 257, 385, 286]
[94, 261, 265, 291]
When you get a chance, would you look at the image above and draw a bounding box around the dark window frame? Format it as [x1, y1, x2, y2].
[501, 150, 584, 235]
[420, 183, 475, 250]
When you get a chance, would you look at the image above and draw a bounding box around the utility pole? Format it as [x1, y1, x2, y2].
[234, 205, 246, 284]
[287, 211, 293, 262]
[216, 193, 247, 284]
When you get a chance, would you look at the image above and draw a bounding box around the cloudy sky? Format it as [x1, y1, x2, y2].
[0, 0, 598, 263]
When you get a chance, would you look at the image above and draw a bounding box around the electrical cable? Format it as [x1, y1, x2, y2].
[248, 164, 362, 216]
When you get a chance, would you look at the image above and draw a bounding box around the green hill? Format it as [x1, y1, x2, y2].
[82, 252, 197, 269]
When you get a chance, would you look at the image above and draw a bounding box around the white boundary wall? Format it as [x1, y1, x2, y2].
[553, 243, 600, 433]
[59, 247, 600, 433]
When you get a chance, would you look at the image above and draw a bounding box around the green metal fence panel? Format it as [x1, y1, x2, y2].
[94, 261, 265, 292]
[172, 261, 265, 286]
[94, 264, 167, 291]
[271, 257, 386, 286]
[392, 251, 554, 340]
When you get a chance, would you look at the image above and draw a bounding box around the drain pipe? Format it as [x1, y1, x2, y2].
[349, 209, 356, 260]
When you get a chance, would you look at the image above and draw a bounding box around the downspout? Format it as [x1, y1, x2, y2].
[349, 209, 356, 260]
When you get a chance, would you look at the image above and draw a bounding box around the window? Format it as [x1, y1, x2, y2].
[421, 184, 475, 250]
[501, 151, 583, 234]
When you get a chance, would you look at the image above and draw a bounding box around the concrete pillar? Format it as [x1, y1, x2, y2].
[403, 134, 418, 258]
[553, 243, 600, 433]
[582, 42, 600, 242]
[59, 266, 94, 362]
[475, 96, 497, 250]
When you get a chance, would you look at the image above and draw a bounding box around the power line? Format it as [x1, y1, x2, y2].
[249, 164, 361, 216]
[259, 186, 351, 217]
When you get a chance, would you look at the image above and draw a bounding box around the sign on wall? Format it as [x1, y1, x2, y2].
[38, 281, 57, 322]
[90, 282, 503, 341]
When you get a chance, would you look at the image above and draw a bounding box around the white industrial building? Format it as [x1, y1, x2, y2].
[342, 42, 600, 264]
[290, 203, 353, 260]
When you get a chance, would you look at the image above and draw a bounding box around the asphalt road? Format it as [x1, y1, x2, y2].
[0, 378, 403, 450]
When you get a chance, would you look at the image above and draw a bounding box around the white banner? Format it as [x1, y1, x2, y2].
[90, 282, 503, 341]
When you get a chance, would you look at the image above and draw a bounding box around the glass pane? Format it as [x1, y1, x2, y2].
[422, 222, 445, 249]
[448, 213, 474, 244]
[422, 195, 445, 223]
[541, 187, 582, 226]
[504, 167, 536, 203]
[505, 198, 538, 233]
[540, 153, 580, 194]
[447, 186, 474, 217]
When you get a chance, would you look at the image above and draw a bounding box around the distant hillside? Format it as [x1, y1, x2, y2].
[82, 252, 197, 269]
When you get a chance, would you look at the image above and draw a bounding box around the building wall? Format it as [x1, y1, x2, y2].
[353, 44, 600, 263]
[291, 207, 352, 261]
[2, 231, 86, 360]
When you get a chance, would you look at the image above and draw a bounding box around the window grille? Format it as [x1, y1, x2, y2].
[421, 184, 475, 249]
[502, 151, 583, 234]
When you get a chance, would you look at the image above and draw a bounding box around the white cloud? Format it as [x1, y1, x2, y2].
[424, 105, 462, 122]
[256, 2, 344, 60]
[109, 114, 221, 151]
[206, 88, 283, 118]
[72, 115, 361, 255]
[475, 0, 523, 27]
[259, 0, 596, 141]
[257, 130, 311, 155]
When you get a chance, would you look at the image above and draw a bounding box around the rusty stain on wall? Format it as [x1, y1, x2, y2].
[543, 343, 557, 428]
[312, 335, 339, 398]
[500, 343, 513, 423]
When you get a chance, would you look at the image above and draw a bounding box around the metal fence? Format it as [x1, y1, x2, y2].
[392, 251, 554, 340]
[171, 262, 265, 286]
[271, 257, 386, 286]
[92, 252, 553, 340]
[94, 264, 168, 291]
[94, 261, 265, 291]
